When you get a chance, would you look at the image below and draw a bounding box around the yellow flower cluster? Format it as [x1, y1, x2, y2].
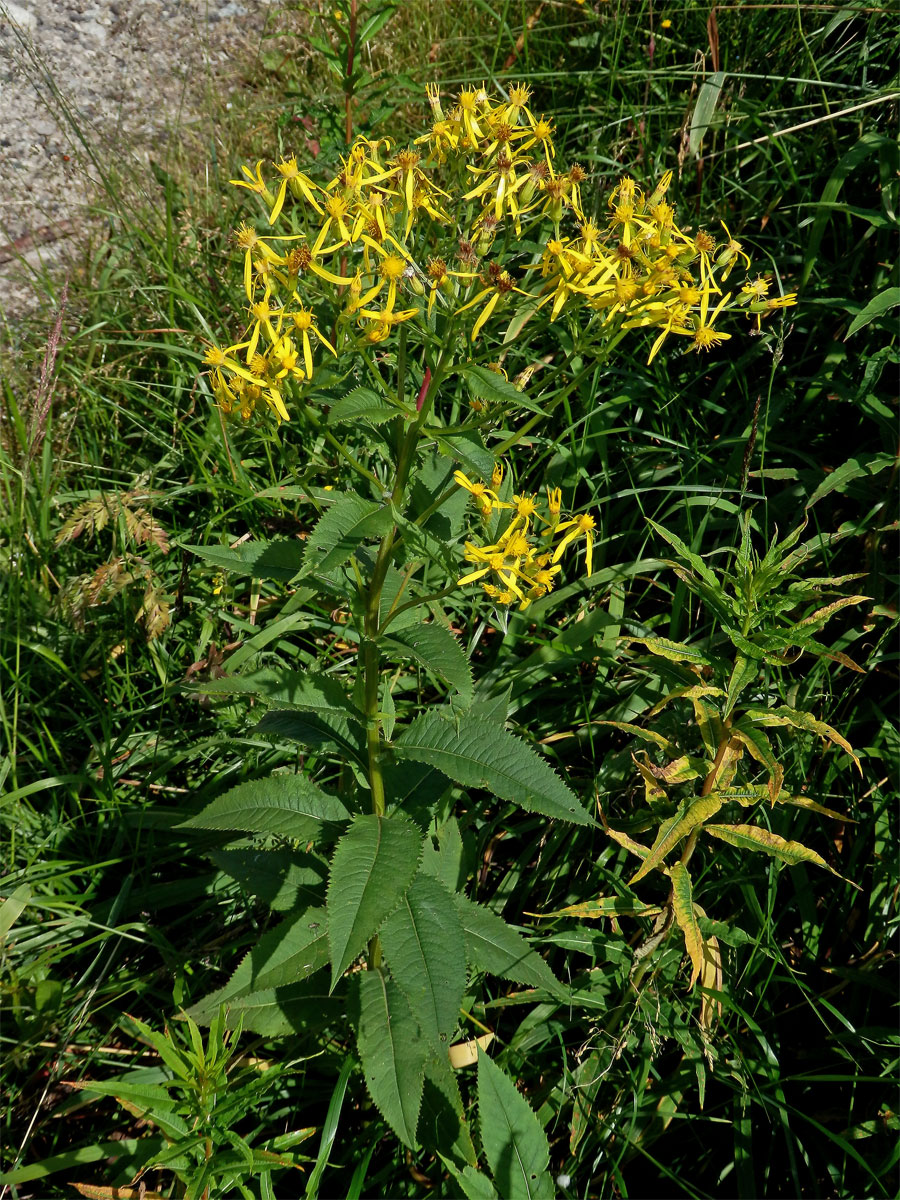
[454, 467, 595, 610]
[204, 82, 796, 421]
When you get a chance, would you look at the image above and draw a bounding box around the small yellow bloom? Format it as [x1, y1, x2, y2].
[552, 513, 596, 577]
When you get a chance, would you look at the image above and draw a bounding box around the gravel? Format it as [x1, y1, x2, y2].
[0, 0, 274, 319]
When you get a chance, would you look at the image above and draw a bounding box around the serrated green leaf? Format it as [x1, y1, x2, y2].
[743, 705, 861, 771]
[190, 978, 339, 1036]
[195, 669, 362, 722]
[300, 494, 393, 577]
[183, 539, 305, 580]
[630, 794, 724, 885]
[385, 624, 473, 701]
[704, 822, 846, 878]
[327, 386, 403, 425]
[389, 507, 456, 577]
[454, 895, 563, 995]
[670, 861, 703, 988]
[395, 710, 591, 825]
[419, 1051, 478, 1168]
[210, 846, 327, 911]
[254, 708, 367, 766]
[326, 814, 422, 986]
[440, 1161, 499, 1199]
[436, 430, 496, 481]
[178, 775, 351, 841]
[183, 909, 330, 1019]
[381, 874, 467, 1047]
[420, 816, 466, 893]
[458, 363, 545, 416]
[356, 970, 427, 1148]
[477, 1051, 554, 1200]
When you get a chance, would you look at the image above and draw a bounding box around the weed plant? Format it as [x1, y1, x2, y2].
[1, 2, 897, 1198]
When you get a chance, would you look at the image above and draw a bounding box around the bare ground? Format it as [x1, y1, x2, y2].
[0, 0, 275, 320]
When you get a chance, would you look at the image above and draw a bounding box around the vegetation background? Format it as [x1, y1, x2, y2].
[1, 1, 897, 1197]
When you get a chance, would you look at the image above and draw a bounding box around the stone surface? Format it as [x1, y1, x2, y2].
[0, 0, 274, 318]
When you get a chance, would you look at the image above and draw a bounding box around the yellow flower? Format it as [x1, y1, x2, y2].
[552, 512, 596, 577]
[453, 470, 509, 516]
[230, 160, 275, 208]
[272, 335, 305, 383]
[456, 264, 530, 341]
[269, 155, 323, 223]
[288, 304, 337, 378]
[277, 240, 354, 288]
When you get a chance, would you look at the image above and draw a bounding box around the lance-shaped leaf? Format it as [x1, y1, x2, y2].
[670, 861, 703, 989]
[300, 494, 394, 577]
[419, 1052, 478, 1168]
[692, 696, 726, 760]
[394, 710, 591, 825]
[327, 386, 404, 425]
[185, 977, 340, 1036]
[436, 430, 496, 481]
[724, 653, 757, 718]
[457, 363, 546, 416]
[535, 896, 663, 920]
[385, 623, 473, 702]
[781, 795, 854, 821]
[793, 594, 870, 635]
[381, 874, 467, 1046]
[729, 719, 783, 803]
[210, 846, 327, 912]
[356, 969, 427, 1149]
[647, 684, 725, 717]
[326, 813, 422, 986]
[605, 825, 653, 864]
[178, 774, 351, 842]
[440, 1163, 498, 1200]
[184, 908, 330, 1024]
[704, 823, 849, 880]
[743, 705, 861, 772]
[647, 521, 719, 586]
[455, 895, 564, 996]
[183, 538, 305, 580]
[594, 720, 679, 756]
[706, 784, 770, 808]
[630, 794, 724, 885]
[477, 1050, 554, 1200]
[196, 669, 363, 723]
[254, 708, 367, 767]
[624, 635, 714, 667]
[700, 934, 723, 1029]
